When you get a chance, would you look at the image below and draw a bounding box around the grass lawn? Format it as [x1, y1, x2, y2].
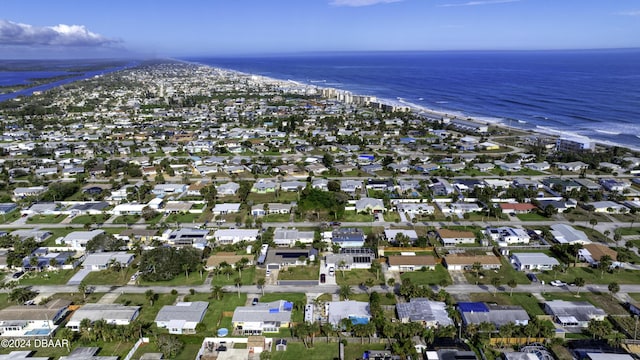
[270, 341, 386, 360]
[541, 291, 627, 315]
[469, 292, 544, 316]
[335, 269, 385, 286]
[340, 211, 374, 222]
[182, 292, 247, 336]
[278, 265, 319, 280]
[562, 208, 609, 223]
[537, 266, 640, 284]
[0, 293, 10, 309]
[628, 293, 640, 302]
[132, 335, 205, 360]
[83, 267, 137, 286]
[464, 257, 530, 285]
[116, 293, 178, 323]
[138, 271, 207, 287]
[618, 227, 640, 236]
[112, 214, 141, 224]
[45, 292, 105, 305]
[166, 212, 200, 224]
[210, 266, 256, 286]
[26, 214, 68, 224]
[70, 214, 111, 224]
[0, 211, 20, 224]
[262, 213, 292, 222]
[400, 265, 452, 286]
[144, 212, 164, 224]
[19, 269, 78, 285]
[516, 213, 550, 221]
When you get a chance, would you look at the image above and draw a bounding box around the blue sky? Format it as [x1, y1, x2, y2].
[1, 0, 639, 58]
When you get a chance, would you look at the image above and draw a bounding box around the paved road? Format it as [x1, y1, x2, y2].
[9, 282, 640, 298]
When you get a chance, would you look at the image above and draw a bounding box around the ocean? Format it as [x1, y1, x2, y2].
[186, 49, 640, 149]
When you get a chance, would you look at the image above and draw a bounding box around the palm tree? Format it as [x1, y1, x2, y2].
[234, 277, 242, 298]
[182, 263, 190, 279]
[609, 281, 620, 299]
[599, 255, 613, 278]
[339, 284, 352, 300]
[491, 277, 501, 296]
[471, 262, 483, 285]
[211, 285, 224, 300]
[387, 277, 395, 289]
[145, 289, 156, 306]
[572, 243, 584, 267]
[574, 277, 585, 295]
[257, 278, 266, 296]
[507, 279, 517, 296]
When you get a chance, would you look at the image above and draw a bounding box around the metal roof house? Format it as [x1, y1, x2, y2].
[458, 302, 529, 327]
[396, 298, 453, 328]
[332, 228, 365, 248]
[66, 304, 140, 331]
[326, 301, 371, 327]
[544, 300, 606, 328]
[155, 301, 208, 335]
[232, 300, 293, 335]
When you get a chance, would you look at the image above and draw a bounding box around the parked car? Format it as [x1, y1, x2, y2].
[320, 273, 326, 283]
[252, 297, 259, 306]
[550, 280, 566, 287]
[12, 271, 24, 279]
[526, 273, 538, 283]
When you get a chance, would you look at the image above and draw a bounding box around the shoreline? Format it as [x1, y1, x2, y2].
[190, 60, 640, 153]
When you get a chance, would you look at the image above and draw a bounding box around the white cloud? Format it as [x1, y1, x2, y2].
[615, 10, 640, 16]
[0, 19, 119, 47]
[438, 0, 520, 7]
[329, 0, 402, 7]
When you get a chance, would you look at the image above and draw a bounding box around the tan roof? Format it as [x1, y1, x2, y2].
[206, 252, 251, 267]
[388, 255, 437, 266]
[0, 299, 71, 321]
[437, 229, 475, 239]
[583, 243, 617, 261]
[188, 182, 207, 191]
[444, 254, 501, 266]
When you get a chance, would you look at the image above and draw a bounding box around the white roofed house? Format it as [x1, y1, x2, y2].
[384, 229, 418, 244]
[12, 186, 46, 200]
[585, 201, 629, 214]
[213, 229, 259, 245]
[211, 202, 241, 215]
[550, 224, 591, 245]
[216, 182, 240, 196]
[161, 228, 210, 247]
[486, 227, 530, 245]
[273, 228, 315, 247]
[232, 300, 293, 335]
[280, 180, 307, 192]
[82, 252, 134, 271]
[326, 301, 371, 327]
[251, 203, 293, 217]
[57, 230, 105, 250]
[510, 252, 559, 271]
[66, 304, 140, 331]
[152, 183, 187, 196]
[155, 301, 208, 335]
[396, 202, 434, 215]
[544, 300, 606, 328]
[396, 298, 453, 328]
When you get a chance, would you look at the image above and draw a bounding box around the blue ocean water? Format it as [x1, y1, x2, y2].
[0, 71, 71, 86]
[187, 50, 640, 149]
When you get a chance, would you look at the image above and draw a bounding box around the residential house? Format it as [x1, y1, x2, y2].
[396, 298, 453, 327]
[524, 162, 550, 171]
[443, 254, 501, 271]
[312, 178, 328, 191]
[280, 180, 306, 192]
[0, 299, 70, 337]
[82, 252, 134, 271]
[499, 203, 537, 215]
[332, 228, 365, 248]
[341, 180, 363, 194]
[216, 182, 240, 196]
[66, 304, 140, 331]
[152, 183, 187, 196]
[387, 255, 437, 272]
[510, 253, 559, 271]
[232, 300, 293, 335]
[437, 229, 476, 246]
[58, 347, 119, 360]
[251, 179, 278, 193]
[458, 302, 529, 327]
[326, 301, 371, 327]
[12, 186, 46, 200]
[155, 301, 208, 335]
[161, 228, 209, 247]
[550, 224, 591, 245]
[57, 230, 105, 250]
[325, 248, 375, 271]
[273, 228, 314, 247]
[264, 248, 318, 270]
[251, 203, 293, 217]
[599, 179, 630, 192]
[544, 300, 606, 327]
[555, 161, 589, 172]
[211, 203, 241, 215]
[485, 227, 530, 245]
[585, 201, 629, 214]
[213, 229, 259, 245]
[579, 243, 618, 267]
[355, 198, 385, 213]
[384, 229, 418, 243]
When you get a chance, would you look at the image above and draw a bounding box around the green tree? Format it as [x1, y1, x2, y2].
[507, 279, 517, 296]
[608, 281, 620, 299]
[574, 277, 585, 295]
[339, 284, 352, 300]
